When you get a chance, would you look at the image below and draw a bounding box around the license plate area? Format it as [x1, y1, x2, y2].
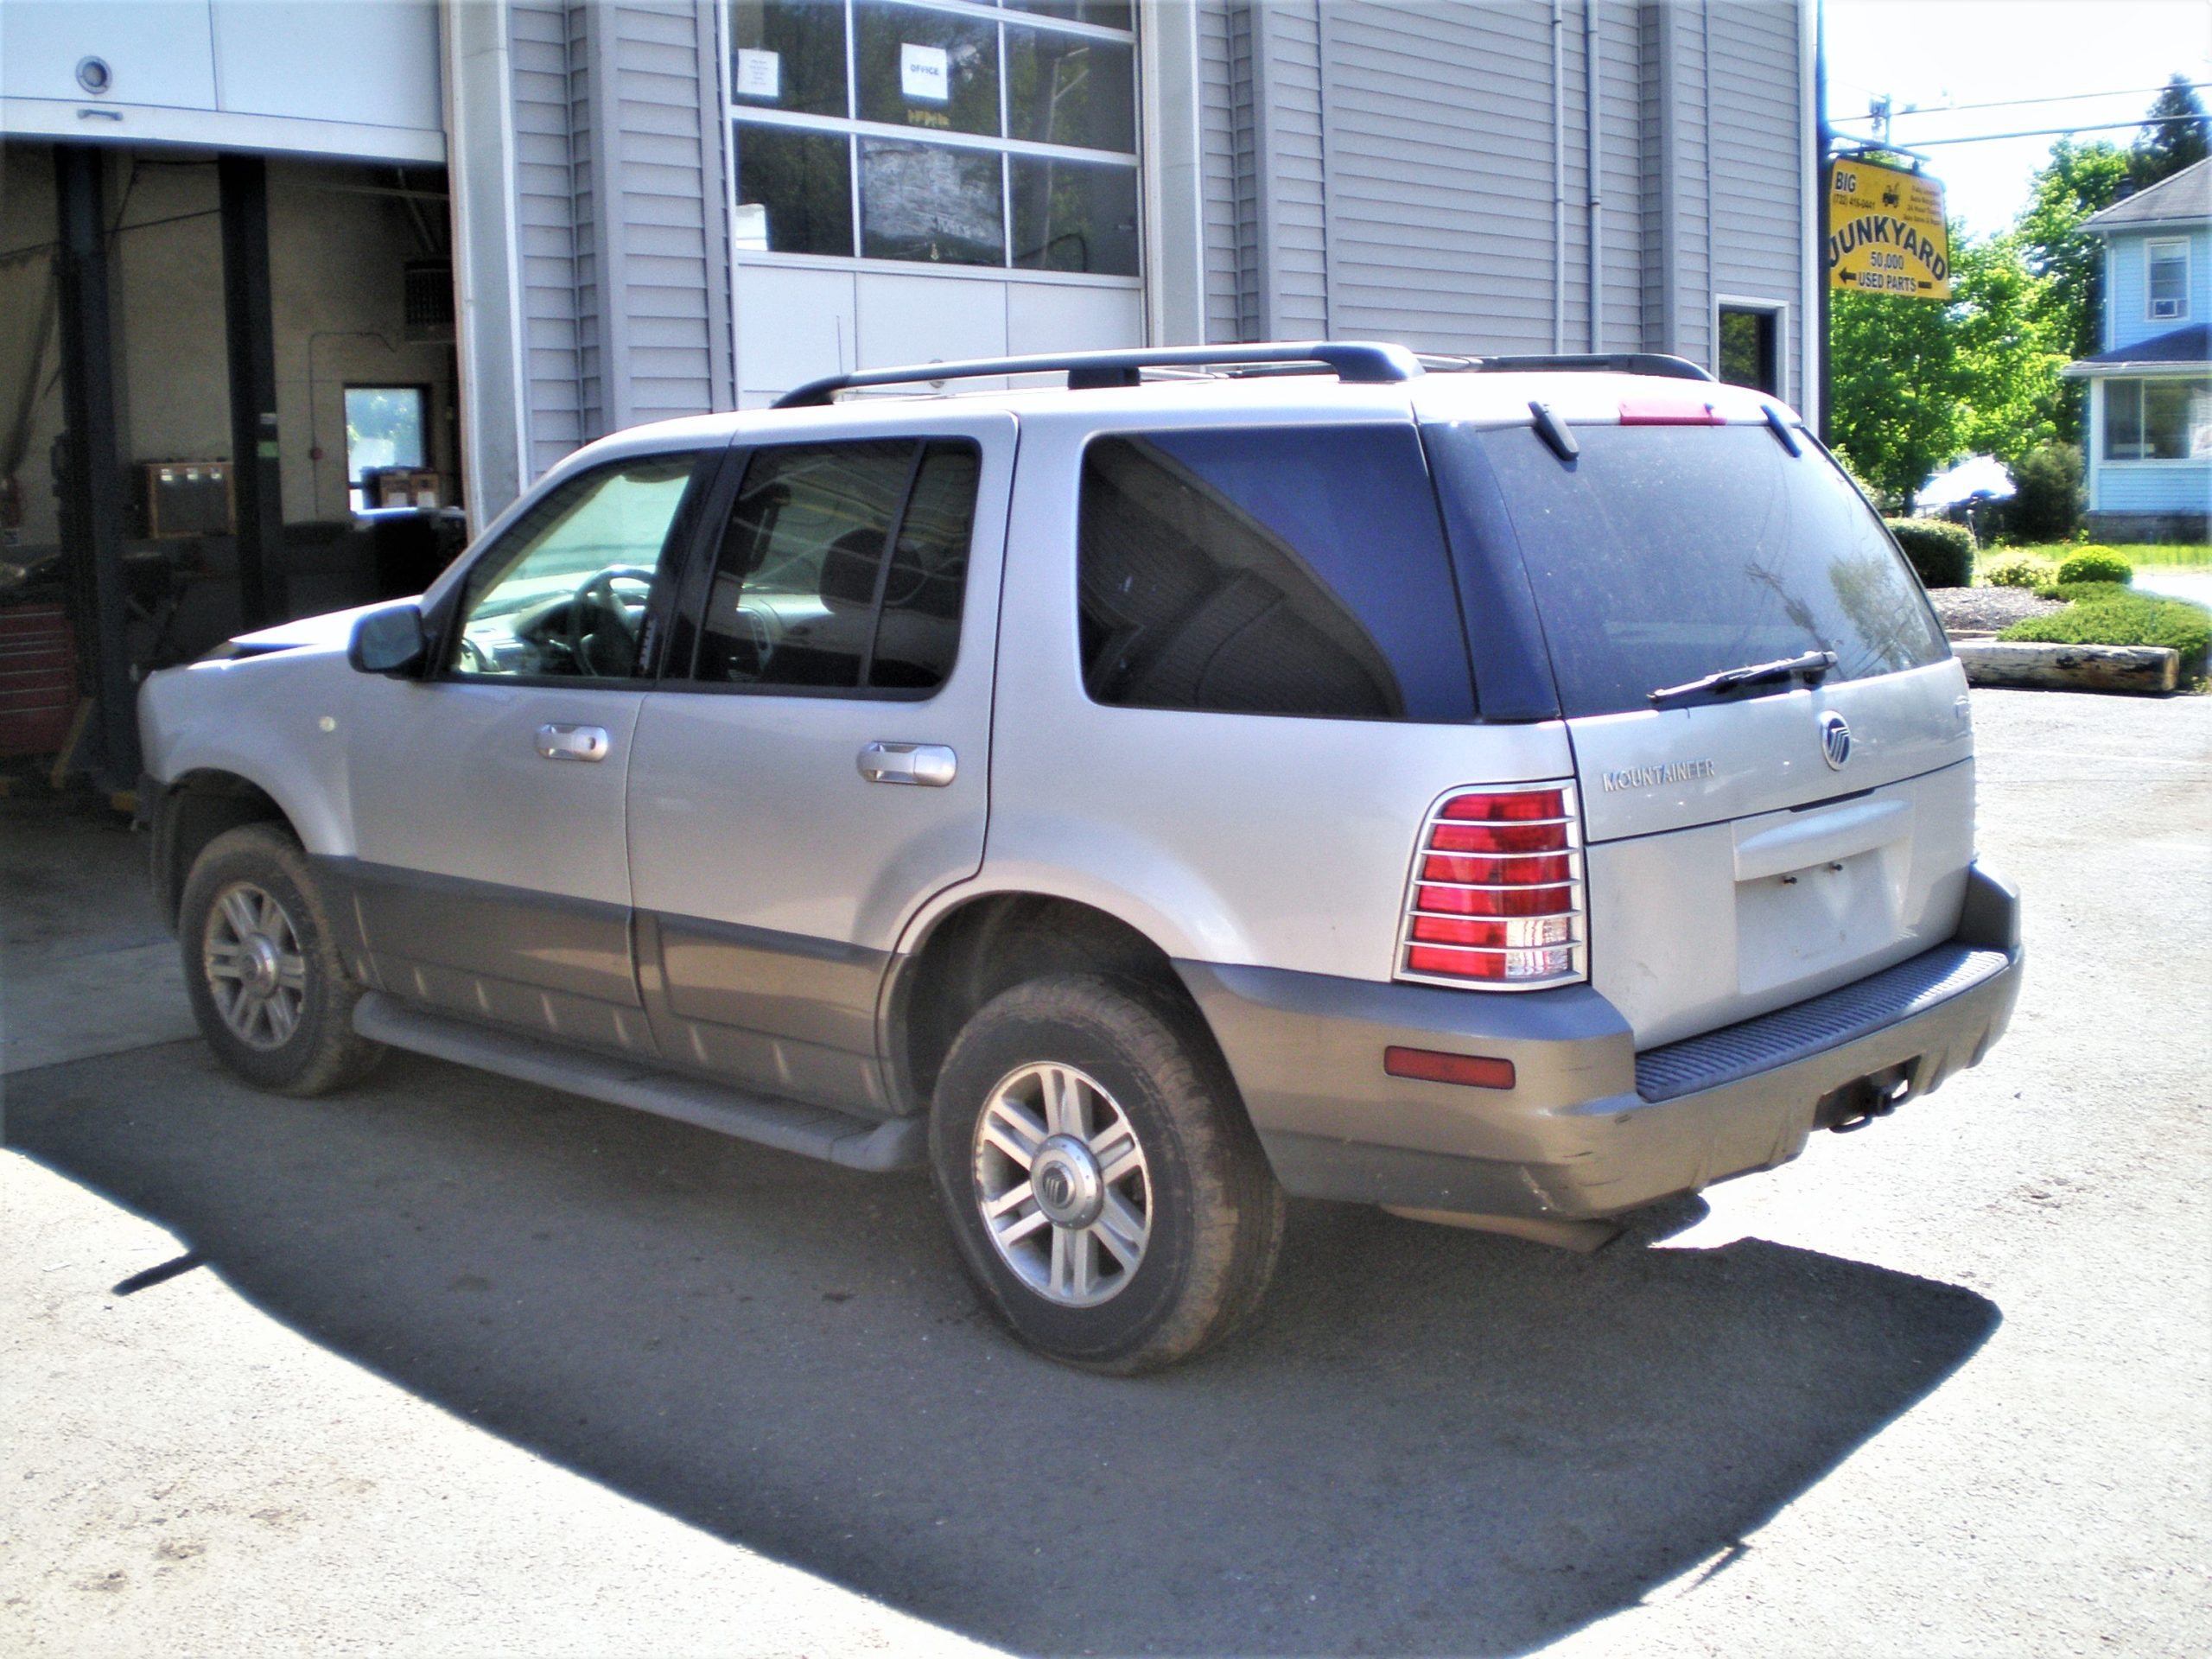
[1736, 844, 1907, 995]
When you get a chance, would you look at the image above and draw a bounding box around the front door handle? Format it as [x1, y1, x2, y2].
[858, 741, 956, 787]
[537, 722, 610, 763]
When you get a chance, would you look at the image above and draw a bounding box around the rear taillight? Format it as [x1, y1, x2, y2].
[1396, 783, 1586, 989]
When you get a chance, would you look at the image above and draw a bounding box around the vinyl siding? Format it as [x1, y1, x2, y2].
[1705, 0, 1802, 396]
[601, 3, 731, 427]
[570, 2, 602, 436]
[2107, 228, 2211, 350]
[1198, 0, 1242, 341]
[2094, 459, 2212, 513]
[510, 0, 582, 477]
[1318, 0, 1558, 353]
[1261, 0, 1329, 338]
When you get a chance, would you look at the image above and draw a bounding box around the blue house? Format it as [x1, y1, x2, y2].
[2065, 158, 2212, 539]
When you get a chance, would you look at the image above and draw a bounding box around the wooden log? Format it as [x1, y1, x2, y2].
[1952, 641, 2179, 694]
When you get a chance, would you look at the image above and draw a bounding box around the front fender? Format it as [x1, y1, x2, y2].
[137, 648, 361, 858]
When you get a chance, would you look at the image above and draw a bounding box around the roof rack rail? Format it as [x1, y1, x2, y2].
[1459, 352, 1715, 383]
[771, 340, 1425, 408]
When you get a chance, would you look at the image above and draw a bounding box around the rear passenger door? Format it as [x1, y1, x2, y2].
[625, 412, 1014, 1113]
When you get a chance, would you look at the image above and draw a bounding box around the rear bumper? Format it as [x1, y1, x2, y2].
[1178, 862, 2023, 1221]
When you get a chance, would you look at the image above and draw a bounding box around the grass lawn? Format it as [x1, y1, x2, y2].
[1980, 543, 2212, 570]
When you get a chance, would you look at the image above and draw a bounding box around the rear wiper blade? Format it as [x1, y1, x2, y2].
[1649, 649, 1837, 708]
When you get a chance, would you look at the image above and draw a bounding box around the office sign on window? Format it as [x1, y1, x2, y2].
[901, 43, 950, 104]
[1827, 156, 1952, 299]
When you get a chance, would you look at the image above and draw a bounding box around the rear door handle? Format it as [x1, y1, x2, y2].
[858, 741, 956, 787]
[536, 722, 610, 763]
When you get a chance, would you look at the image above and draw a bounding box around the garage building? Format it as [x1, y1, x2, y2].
[0, 0, 1813, 790]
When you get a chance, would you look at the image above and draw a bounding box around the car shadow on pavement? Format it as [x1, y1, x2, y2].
[8, 1040, 2000, 1658]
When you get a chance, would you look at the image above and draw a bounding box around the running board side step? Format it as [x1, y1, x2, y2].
[352, 992, 926, 1173]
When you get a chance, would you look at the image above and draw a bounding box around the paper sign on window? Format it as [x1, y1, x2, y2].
[900, 43, 950, 104]
[736, 48, 780, 101]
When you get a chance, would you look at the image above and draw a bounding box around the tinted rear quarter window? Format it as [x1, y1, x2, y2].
[1077, 425, 1474, 721]
[1427, 423, 1948, 719]
[694, 438, 978, 694]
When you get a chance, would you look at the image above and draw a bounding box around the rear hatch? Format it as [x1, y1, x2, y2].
[1424, 412, 1974, 1047]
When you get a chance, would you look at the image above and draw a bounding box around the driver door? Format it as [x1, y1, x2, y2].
[342, 448, 716, 1053]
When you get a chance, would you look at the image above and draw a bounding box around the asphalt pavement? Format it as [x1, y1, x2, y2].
[3, 683, 2207, 1657]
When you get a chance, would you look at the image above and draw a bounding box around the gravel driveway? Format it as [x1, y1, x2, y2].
[3, 685, 2208, 1658]
[1927, 586, 2062, 633]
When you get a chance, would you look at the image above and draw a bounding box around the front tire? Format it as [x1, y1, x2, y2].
[929, 974, 1287, 1373]
[178, 823, 384, 1096]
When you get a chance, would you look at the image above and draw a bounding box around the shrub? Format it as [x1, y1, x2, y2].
[1981, 553, 2055, 589]
[1885, 518, 1975, 588]
[1999, 592, 2212, 678]
[2053, 548, 2133, 586]
[2005, 442, 2083, 542]
[2033, 580, 2138, 603]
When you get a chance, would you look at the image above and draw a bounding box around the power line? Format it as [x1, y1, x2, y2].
[1832, 83, 2196, 123]
[1853, 113, 2207, 149]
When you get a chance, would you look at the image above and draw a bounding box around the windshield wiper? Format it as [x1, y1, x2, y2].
[1649, 649, 1837, 709]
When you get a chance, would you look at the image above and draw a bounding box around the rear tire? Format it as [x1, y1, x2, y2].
[929, 974, 1287, 1373]
[178, 823, 384, 1096]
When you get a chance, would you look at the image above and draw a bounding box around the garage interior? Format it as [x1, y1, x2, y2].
[1, 139, 460, 794]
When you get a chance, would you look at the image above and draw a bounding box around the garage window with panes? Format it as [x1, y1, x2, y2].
[728, 0, 1140, 276]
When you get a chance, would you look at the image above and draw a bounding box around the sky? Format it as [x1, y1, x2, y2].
[1826, 0, 2212, 239]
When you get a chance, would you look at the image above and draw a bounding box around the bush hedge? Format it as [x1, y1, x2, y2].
[2005, 442, 2084, 542]
[1999, 591, 2212, 679]
[1885, 518, 1975, 588]
[2053, 549, 2133, 586]
[1982, 553, 2056, 589]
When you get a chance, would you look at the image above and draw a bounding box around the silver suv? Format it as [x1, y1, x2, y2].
[139, 342, 2023, 1372]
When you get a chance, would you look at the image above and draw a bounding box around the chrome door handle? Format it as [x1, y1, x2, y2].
[536, 722, 610, 762]
[858, 741, 956, 787]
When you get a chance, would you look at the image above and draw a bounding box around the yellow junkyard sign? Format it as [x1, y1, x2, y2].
[1827, 156, 1952, 299]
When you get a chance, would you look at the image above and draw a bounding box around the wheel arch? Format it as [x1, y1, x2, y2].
[880, 888, 1239, 1120]
[150, 767, 316, 928]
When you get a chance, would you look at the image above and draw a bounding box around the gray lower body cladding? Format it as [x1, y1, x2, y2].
[1178, 863, 2023, 1221]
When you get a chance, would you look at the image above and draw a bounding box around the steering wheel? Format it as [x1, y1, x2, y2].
[457, 632, 494, 675]
[566, 565, 657, 677]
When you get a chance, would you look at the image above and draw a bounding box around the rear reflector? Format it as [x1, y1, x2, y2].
[1384, 1046, 1517, 1090]
[1396, 781, 1586, 990]
[1618, 397, 1726, 426]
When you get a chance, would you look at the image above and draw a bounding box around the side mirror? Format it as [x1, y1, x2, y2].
[348, 603, 429, 677]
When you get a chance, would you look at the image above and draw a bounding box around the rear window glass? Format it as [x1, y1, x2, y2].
[1426, 423, 1948, 719]
[1077, 426, 1473, 721]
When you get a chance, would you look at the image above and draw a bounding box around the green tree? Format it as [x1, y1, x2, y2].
[2130, 74, 2209, 187]
[1829, 233, 1974, 511]
[1951, 234, 2065, 466]
[2014, 139, 2131, 442]
[1831, 227, 2063, 506]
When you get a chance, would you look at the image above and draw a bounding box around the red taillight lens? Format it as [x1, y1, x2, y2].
[1441, 789, 1566, 822]
[1423, 852, 1573, 885]
[1398, 784, 1584, 988]
[1417, 882, 1573, 917]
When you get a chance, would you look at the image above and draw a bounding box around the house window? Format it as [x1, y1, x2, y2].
[728, 0, 1141, 276]
[345, 386, 429, 512]
[2146, 239, 2189, 322]
[1718, 304, 1782, 397]
[2103, 377, 2212, 461]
